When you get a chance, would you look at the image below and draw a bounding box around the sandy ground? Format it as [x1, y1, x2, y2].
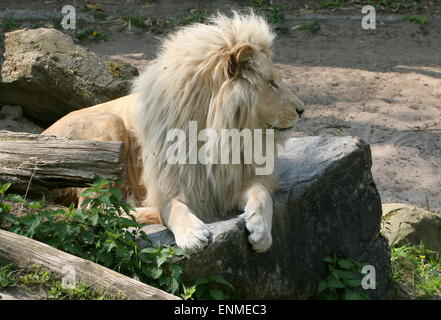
[1, 1, 440, 213]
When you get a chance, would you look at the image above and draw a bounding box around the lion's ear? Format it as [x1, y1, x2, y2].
[226, 45, 254, 79]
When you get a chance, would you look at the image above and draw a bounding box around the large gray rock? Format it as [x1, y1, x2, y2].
[381, 203, 441, 251]
[141, 136, 391, 299]
[0, 28, 138, 126]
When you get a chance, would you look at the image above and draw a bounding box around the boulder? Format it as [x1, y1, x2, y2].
[381, 203, 441, 251]
[0, 33, 4, 70]
[140, 136, 391, 299]
[0, 28, 138, 126]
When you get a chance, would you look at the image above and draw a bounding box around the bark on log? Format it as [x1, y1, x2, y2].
[0, 229, 180, 300]
[0, 130, 124, 191]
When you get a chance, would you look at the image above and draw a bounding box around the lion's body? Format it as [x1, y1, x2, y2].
[44, 94, 147, 206]
[44, 12, 305, 253]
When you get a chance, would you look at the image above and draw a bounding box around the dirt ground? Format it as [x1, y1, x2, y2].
[1, 1, 441, 213]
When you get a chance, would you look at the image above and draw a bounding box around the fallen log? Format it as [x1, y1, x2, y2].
[0, 130, 124, 191]
[0, 229, 180, 300]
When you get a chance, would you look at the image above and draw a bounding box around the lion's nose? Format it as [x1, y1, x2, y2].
[296, 108, 304, 117]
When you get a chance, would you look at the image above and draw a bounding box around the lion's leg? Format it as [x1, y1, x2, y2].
[239, 182, 273, 253]
[160, 198, 211, 254]
[132, 207, 161, 224]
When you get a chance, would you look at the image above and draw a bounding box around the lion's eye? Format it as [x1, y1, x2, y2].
[269, 80, 279, 89]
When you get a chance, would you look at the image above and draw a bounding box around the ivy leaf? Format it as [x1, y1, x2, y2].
[110, 187, 122, 202]
[211, 274, 233, 289]
[338, 259, 354, 269]
[5, 194, 25, 203]
[347, 278, 362, 287]
[116, 246, 133, 261]
[143, 267, 163, 280]
[88, 213, 99, 226]
[99, 193, 112, 206]
[0, 182, 12, 194]
[323, 256, 335, 263]
[326, 275, 345, 288]
[156, 254, 168, 268]
[0, 203, 12, 215]
[209, 288, 225, 300]
[27, 196, 45, 209]
[181, 285, 196, 300]
[81, 230, 95, 244]
[54, 222, 69, 241]
[196, 276, 209, 285]
[169, 278, 179, 294]
[317, 280, 328, 293]
[97, 251, 113, 266]
[170, 264, 182, 281]
[80, 190, 94, 198]
[20, 214, 42, 232]
[173, 247, 190, 258]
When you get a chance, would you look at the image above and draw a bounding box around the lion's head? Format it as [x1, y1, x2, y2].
[133, 12, 304, 139]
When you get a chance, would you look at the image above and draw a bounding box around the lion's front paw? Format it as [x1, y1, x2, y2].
[173, 217, 211, 254]
[241, 212, 273, 253]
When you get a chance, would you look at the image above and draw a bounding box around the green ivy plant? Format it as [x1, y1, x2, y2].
[193, 273, 234, 300]
[0, 178, 233, 299]
[315, 254, 371, 300]
[0, 178, 187, 296]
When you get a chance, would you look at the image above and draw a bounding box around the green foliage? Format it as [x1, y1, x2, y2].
[0, 178, 188, 296]
[20, 269, 51, 288]
[123, 16, 145, 28]
[315, 254, 371, 300]
[0, 179, 232, 299]
[404, 15, 429, 25]
[46, 281, 111, 300]
[391, 244, 441, 298]
[317, 0, 344, 9]
[298, 19, 321, 34]
[0, 263, 18, 288]
[248, 0, 289, 34]
[1, 18, 21, 31]
[191, 273, 234, 300]
[0, 262, 112, 299]
[75, 29, 108, 43]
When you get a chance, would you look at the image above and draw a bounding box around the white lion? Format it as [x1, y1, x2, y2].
[44, 12, 305, 254]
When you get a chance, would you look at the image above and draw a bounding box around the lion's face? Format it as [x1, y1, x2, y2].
[254, 56, 305, 132]
[215, 46, 305, 136]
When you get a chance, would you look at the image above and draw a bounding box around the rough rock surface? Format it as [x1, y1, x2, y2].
[381, 203, 441, 251]
[0, 28, 138, 126]
[0, 33, 4, 72]
[0, 105, 43, 133]
[140, 136, 391, 299]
